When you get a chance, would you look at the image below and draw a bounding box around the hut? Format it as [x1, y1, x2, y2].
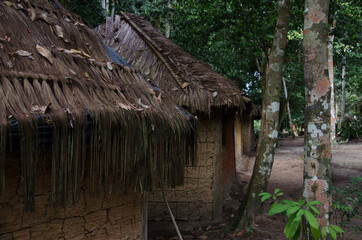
[97, 13, 258, 222]
[0, 1, 195, 239]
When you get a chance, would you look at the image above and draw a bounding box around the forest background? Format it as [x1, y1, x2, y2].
[60, 0, 361, 136]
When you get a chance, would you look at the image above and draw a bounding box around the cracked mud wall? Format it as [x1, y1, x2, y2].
[148, 111, 223, 221]
[0, 154, 142, 240]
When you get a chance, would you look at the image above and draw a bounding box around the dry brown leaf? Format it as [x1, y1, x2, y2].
[116, 102, 132, 110]
[36, 44, 54, 64]
[1, 36, 10, 42]
[157, 92, 162, 101]
[181, 82, 189, 89]
[27, 8, 36, 21]
[39, 13, 53, 24]
[10, 50, 34, 59]
[69, 49, 91, 58]
[4, 1, 15, 7]
[54, 25, 69, 42]
[31, 104, 51, 114]
[55, 25, 64, 38]
[107, 62, 113, 70]
[138, 98, 150, 109]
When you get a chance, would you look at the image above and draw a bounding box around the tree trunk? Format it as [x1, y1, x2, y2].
[282, 77, 295, 137]
[303, 0, 331, 239]
[233, 0, 291, 232]
[277, 46, 302, 133]
[340, 56, 346, 122]
[165, 0, 172, 38]
[328, 22, 336, 144]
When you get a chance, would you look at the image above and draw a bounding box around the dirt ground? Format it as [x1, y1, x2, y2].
[149, 137, 362, 240]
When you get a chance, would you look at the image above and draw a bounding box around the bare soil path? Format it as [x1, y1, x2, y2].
[150, 137, 362, 240]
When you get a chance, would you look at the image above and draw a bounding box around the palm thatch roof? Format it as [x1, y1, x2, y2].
[0, 0, 195, 209]
[96, 13, 252, 114]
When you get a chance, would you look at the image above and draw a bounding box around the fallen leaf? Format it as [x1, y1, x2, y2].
[54, 25, 69, 42]
[27, 8, 36, 21]
[10, 50, 34, 60]
[157, 92, 162, 101]
[181, 82, 189, 89]
[107, 62, 113, 70]
[116, 102, 132, 110]
[138, 98, 150, 109]
[36, 44, 54, 64]
[4, 1, 15, 7]
[57, 47, 91, 58]
[31, 104, 51, 114]
[69, 49, 91, 58]
[55, 25, 64, 38]
[74, 22, 86, 27]
[39, 12, 53, 24]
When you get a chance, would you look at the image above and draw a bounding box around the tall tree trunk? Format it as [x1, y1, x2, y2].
[340, 56, 346, 122]
[303, 0, 331, 239]
[277, 46, 302, 133]
[233, 0, 291, 232]
[165, 0, 172, 38]
[328, 22, 336, 144]
[282, 77, 295, 137]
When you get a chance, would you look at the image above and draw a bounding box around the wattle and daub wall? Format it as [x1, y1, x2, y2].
[149, 110, 238, 222]
[0, 154, 142, 240]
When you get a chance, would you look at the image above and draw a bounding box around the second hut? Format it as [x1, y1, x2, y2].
[97, 13, 258, 222]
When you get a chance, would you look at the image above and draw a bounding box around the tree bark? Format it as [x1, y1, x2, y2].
[303, 0, 331, 239]
[328, 22, 336, 144]
[340, 56, 346, 122]
[233, 0, 291, 232]
[165, 0, 172, 38]
[282, 77, 295, 136]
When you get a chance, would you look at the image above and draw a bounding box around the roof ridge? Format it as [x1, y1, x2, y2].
[119, 12, 186, 94]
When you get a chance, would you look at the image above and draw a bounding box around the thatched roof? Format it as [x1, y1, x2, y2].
[0, 0, 195, 208]
[96, 13, 251, 114]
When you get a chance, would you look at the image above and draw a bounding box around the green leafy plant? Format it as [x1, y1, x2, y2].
[245, 224, 256, 235]
[259, 189, 344, 240]
[337, 119, 361, 141]
[331, 176, 362, 235]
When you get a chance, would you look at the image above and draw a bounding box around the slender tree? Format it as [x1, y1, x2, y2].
[233, 0, 291, 232]
[340, 56, 346, 122]
[303, 0, 331, 238]
[328, 21, 336, 144]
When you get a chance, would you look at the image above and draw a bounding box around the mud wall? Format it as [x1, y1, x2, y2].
[0, 155, 142, 240]
[148, 111, 224, 221]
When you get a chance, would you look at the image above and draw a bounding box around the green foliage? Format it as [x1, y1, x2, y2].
[259, 189, 344, 240]
[245, 224, 256, 235]
[331, 176, 362, 235]
[337, 118, 361, 141]
[59, 0, 105, 27]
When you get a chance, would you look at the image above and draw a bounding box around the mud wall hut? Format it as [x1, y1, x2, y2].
[0, 1, 195, 239]
[97, 13, 258, 222]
